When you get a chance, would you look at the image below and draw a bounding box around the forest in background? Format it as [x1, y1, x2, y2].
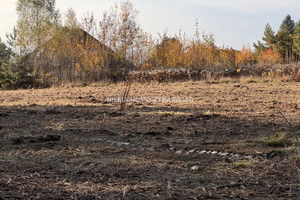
[1, 0, 300, 89]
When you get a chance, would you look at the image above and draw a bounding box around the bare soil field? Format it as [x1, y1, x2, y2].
[1, 81, 300, 199]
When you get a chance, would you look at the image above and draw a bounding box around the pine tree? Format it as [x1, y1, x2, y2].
[253, 40, 266, 61]
[293, 21, 300, 58]
[275, 15, 294, 62]
[262, 23, 275, 48]
[280, 14, 295, 34]
[0, 38, 12, 66]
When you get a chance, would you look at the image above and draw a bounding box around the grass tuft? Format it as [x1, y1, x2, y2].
[230, 161, 253, 169]
[261, 132, 293, 147]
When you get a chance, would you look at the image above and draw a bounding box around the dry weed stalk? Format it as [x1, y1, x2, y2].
[270, 111, 300, 168]
[120, 79, 132, 111]
[279, 111, 300, 144]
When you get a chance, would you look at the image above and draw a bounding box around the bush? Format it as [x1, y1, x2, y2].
[0, 65, 42, 90]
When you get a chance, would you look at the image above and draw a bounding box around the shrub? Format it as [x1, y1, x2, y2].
[258, 48, 283, 65]
[0, 65, 42, 90]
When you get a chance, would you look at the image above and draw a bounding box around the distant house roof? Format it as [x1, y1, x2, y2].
[26, 27, 135, 84]
[28, 27, 134, 68]
[75, 28, 112, 52]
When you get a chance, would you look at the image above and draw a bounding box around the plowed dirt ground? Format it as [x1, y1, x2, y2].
[1, 81, 300, 199]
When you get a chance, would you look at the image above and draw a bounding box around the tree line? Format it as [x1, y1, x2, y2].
[254, 15, 300, 64]
[0, 0, 300, 88]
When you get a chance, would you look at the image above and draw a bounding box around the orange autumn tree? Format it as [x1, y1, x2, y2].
[186, 31, 219, 68]
[235, 44, 254, 66]
[186, 41, 206, 68]
[28, 25, 79, 83]
[201, 32, 219, 66]
[203, 45, 219, 66]
[219, 47, 235, 67]
[258, 48, 283, 65]
[154, 35, 185, 68]
[185, 20, 206, 68]
[74, 30, 104, 81]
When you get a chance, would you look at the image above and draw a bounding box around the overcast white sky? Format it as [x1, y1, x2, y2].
[0, 0, 300, 49]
